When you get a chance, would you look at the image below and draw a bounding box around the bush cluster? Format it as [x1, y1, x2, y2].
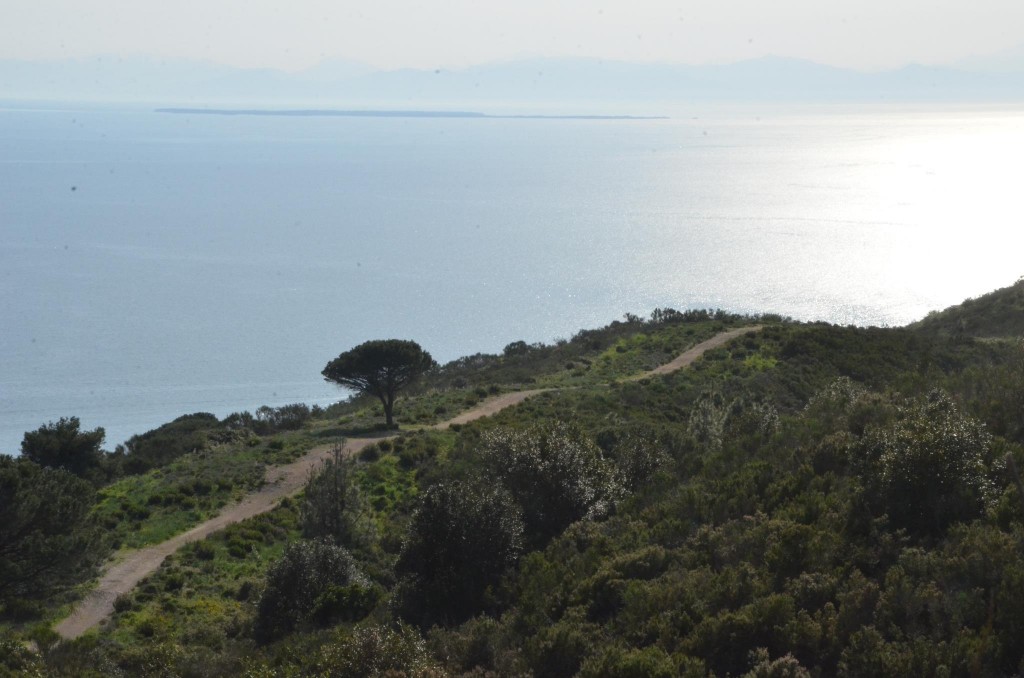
[254, 539, 376, 642]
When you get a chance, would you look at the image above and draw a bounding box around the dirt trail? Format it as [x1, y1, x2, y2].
[634, 325, 762, 378]
[54, 325, 760, 640]
[431, 389, 550, 429]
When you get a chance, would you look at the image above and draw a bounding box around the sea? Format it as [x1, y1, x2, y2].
[1, 102, 1022, 455]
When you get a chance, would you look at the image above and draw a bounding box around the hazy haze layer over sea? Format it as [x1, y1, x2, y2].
[1, 103, 1022, 454]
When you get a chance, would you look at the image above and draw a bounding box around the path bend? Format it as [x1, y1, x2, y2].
[54, 325, 760, 639]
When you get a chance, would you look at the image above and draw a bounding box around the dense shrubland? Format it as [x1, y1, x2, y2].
[253, 538, 378, 642]
[426, 308, 772, 390]
[299, 447, 375, 550]
[912, 277, 1024, 339]
[3, 290, 1024, 676]
[394, 479, 524, 627]
[18, 416, 113, 485]
[120, 405, 316, 476]
[0, 457, 106, 612]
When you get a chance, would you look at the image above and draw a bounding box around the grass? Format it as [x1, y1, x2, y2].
[310, 320, 751, 437]
[29, 318, 753, 639]
[92, 431, 320, 550]
[356, 450, 420, 513]
[311, 385, 510, 436]
[534, 321, 731, 387]
[35, 315, 763, 642]
[22, 297, 1024, 676]
[103, 500, 302, 649]
[93, 434, 450, 653]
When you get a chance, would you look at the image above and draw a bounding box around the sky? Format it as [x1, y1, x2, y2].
[3, 0, 1024, 72]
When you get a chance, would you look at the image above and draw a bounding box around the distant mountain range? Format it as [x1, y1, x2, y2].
[2, 55, 1022, 108]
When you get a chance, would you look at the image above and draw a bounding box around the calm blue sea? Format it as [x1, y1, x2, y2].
[2, 103, 1022, 454]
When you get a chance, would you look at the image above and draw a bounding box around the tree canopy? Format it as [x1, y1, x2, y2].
[254, 539, 374, 642]
[395, 479, 524, 626]
[479, 422, 621, 545]
[857, 390, 993, 536]
[0, 457, 104, 605]
[20, 416, 106, 481]
[301, 447, 373, 549]
[322, 339, 435, 427]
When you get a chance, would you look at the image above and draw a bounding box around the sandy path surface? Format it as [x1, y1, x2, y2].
[54, 326, 760, 640]
[636, 325, 762, 378]
[53, 438, 377, 640]
[431, 389, 550, 429]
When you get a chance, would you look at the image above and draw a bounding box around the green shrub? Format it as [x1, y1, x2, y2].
[252, 403, 311, 434]
[310, 583, 381, 625]
[0, 457, 105, 605]
[301, 447, 373, 548]
[855, 390, 993, 536]
[398, 447, 426, 469]
[121, 412, 220, 474]
[743, 648, 812, 678]
[396, 479, 524, 626]
[226, 538, 250, 559]
[310, 623, 441, 677]
[254, 539, 371, 642]
[612, 433, 669, 491]
[579, 645, 681, 678]
[479, 422, 621, 545]
[0, 636, 44, 677]
[192, 541, 216, 561]
[112, 593, 133, 613]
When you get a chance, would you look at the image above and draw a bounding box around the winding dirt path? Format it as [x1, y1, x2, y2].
[54, 326, 760, 640]
[632, 325, 762, 378]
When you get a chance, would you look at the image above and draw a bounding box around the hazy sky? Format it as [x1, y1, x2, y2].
[4, 0, 1024, 72]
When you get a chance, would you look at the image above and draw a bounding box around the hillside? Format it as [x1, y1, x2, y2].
[911, 277, 1024, 338]
[2, 301, 1024, 677]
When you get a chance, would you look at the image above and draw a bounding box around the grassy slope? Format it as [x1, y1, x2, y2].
[90, 426, 344, 552]
[2, 317, 744, 632]
[15, 296, 1024, 676]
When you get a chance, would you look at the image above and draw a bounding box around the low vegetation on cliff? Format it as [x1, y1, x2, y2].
[2, 286, 1023, 677]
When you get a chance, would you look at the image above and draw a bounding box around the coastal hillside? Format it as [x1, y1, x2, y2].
[911, 277, 1024, 338]
[2, 295, 1024, 677]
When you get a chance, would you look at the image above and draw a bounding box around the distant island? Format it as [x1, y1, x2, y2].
[5, 55, 1024, 104]
[154, 107, 669, 120]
